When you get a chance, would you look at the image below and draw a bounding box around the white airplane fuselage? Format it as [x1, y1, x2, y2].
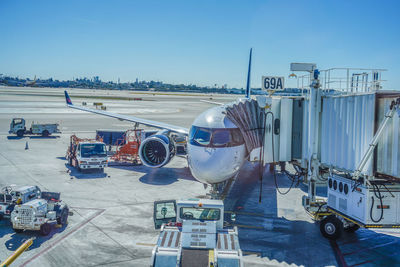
[186, 105, 247, 184]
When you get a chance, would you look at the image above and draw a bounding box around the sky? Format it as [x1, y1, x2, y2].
[0, 0, 399, 89]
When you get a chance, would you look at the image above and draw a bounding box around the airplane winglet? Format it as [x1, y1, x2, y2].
[245, 48, 252, 99]
[64, 90, 72, 105]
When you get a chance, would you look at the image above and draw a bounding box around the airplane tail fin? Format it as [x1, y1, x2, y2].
[64, 90, 73, 105]
[245, 48, 252, 99]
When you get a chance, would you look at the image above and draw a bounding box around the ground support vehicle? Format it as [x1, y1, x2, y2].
[66, 135, 108, 172]
[0, 186, 41, 220]
[151, 199, 243, 267]
[11, 192, 69, 236]
[9, 118, 60, 137]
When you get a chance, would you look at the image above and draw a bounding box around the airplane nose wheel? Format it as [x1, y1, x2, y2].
[209, 184, 220, 199]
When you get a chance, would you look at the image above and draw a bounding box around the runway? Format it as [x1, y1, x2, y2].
[1, 86, 400, 266]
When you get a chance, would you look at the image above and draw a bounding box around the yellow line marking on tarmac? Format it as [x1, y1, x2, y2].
[225, 210, 267, 217]
[232, 224, 264, 230]
[208, 249, 215, 266]
[243, 251, 262, 256]
[136, 242, 156, 247]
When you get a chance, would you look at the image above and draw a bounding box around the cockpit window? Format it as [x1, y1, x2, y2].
[212, 130, 230, 147]
[189, 126, 244, 148]
[193, 128, 211, 146]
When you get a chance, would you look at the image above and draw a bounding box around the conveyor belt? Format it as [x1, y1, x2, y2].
[181, 249, 209, 267]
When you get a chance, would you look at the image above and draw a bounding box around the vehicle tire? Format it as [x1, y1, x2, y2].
[40, 223, 52, 236]
[42, 130, 49, 137]
[57, 207, 69, 226]
[344, 224, 360, 233]
[17, 130, 24, 137]
[320, 215, 343, 240]
[13, 228, 23, 233]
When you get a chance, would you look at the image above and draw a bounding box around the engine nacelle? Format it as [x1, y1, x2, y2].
[139, 134, 175, 168]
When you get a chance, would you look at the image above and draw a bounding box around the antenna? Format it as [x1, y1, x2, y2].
[245, 48, 252, 98]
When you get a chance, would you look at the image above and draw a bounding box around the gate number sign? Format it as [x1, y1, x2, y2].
[262, 76, 284, 91]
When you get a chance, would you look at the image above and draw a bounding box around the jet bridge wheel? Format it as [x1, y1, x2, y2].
[320, 215, 343, 240]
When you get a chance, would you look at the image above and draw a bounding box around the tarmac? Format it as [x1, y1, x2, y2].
[0, 86, 400, 267]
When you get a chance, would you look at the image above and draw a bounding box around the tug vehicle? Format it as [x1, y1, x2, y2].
[11, 191, 69, 236]
[0, 185, 41, 220]
[151, 199, 243, 267]
[9, 118, 60, 137]
[66, 135, 108, 172]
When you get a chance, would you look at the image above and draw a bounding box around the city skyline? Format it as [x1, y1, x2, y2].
[0, 0, 399, 90]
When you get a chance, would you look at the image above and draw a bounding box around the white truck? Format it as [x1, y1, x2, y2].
[66, 135, 108, 172]
[151, 199, 243, 267]
[11, 191, 69, 236]
[0, 185, 41, 220]
[9, 118, 61, 137]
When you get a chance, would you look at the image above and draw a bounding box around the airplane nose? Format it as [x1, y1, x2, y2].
[187, 145, 244, 184]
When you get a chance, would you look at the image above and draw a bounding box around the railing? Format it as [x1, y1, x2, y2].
[296, 68, 387, 95]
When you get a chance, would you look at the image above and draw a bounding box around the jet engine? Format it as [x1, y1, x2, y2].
[139, 134, 175, 168]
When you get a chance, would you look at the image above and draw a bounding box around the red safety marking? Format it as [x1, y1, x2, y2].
[350, 259, 375, 266]
[20, 208, 105, 267]
[330, 240, 348, 267]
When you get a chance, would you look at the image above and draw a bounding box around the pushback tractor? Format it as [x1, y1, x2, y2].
[11, 191, 70, 236]
[151, 199, 243, 267]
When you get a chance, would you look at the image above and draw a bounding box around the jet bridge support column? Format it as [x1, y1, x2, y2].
[307, 69, 321, 204]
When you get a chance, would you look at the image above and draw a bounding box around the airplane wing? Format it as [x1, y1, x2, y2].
[64, 91, 189, 135]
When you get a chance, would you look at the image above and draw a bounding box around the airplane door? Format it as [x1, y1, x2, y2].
[153, 200, 176, 229]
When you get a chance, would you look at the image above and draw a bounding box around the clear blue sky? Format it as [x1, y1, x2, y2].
[0, 0, 399, 89]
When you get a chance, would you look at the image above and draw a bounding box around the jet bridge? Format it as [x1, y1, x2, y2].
[254, 64, 400, 239]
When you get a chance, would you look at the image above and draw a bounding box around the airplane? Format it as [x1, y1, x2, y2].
[64, 49, 254, 186]
[26, 75, 37, 86]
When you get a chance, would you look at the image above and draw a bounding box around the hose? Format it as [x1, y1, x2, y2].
[258, 110, 266, 203]
[370, 184, 384, 223]
[265, 111, 295, 195]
